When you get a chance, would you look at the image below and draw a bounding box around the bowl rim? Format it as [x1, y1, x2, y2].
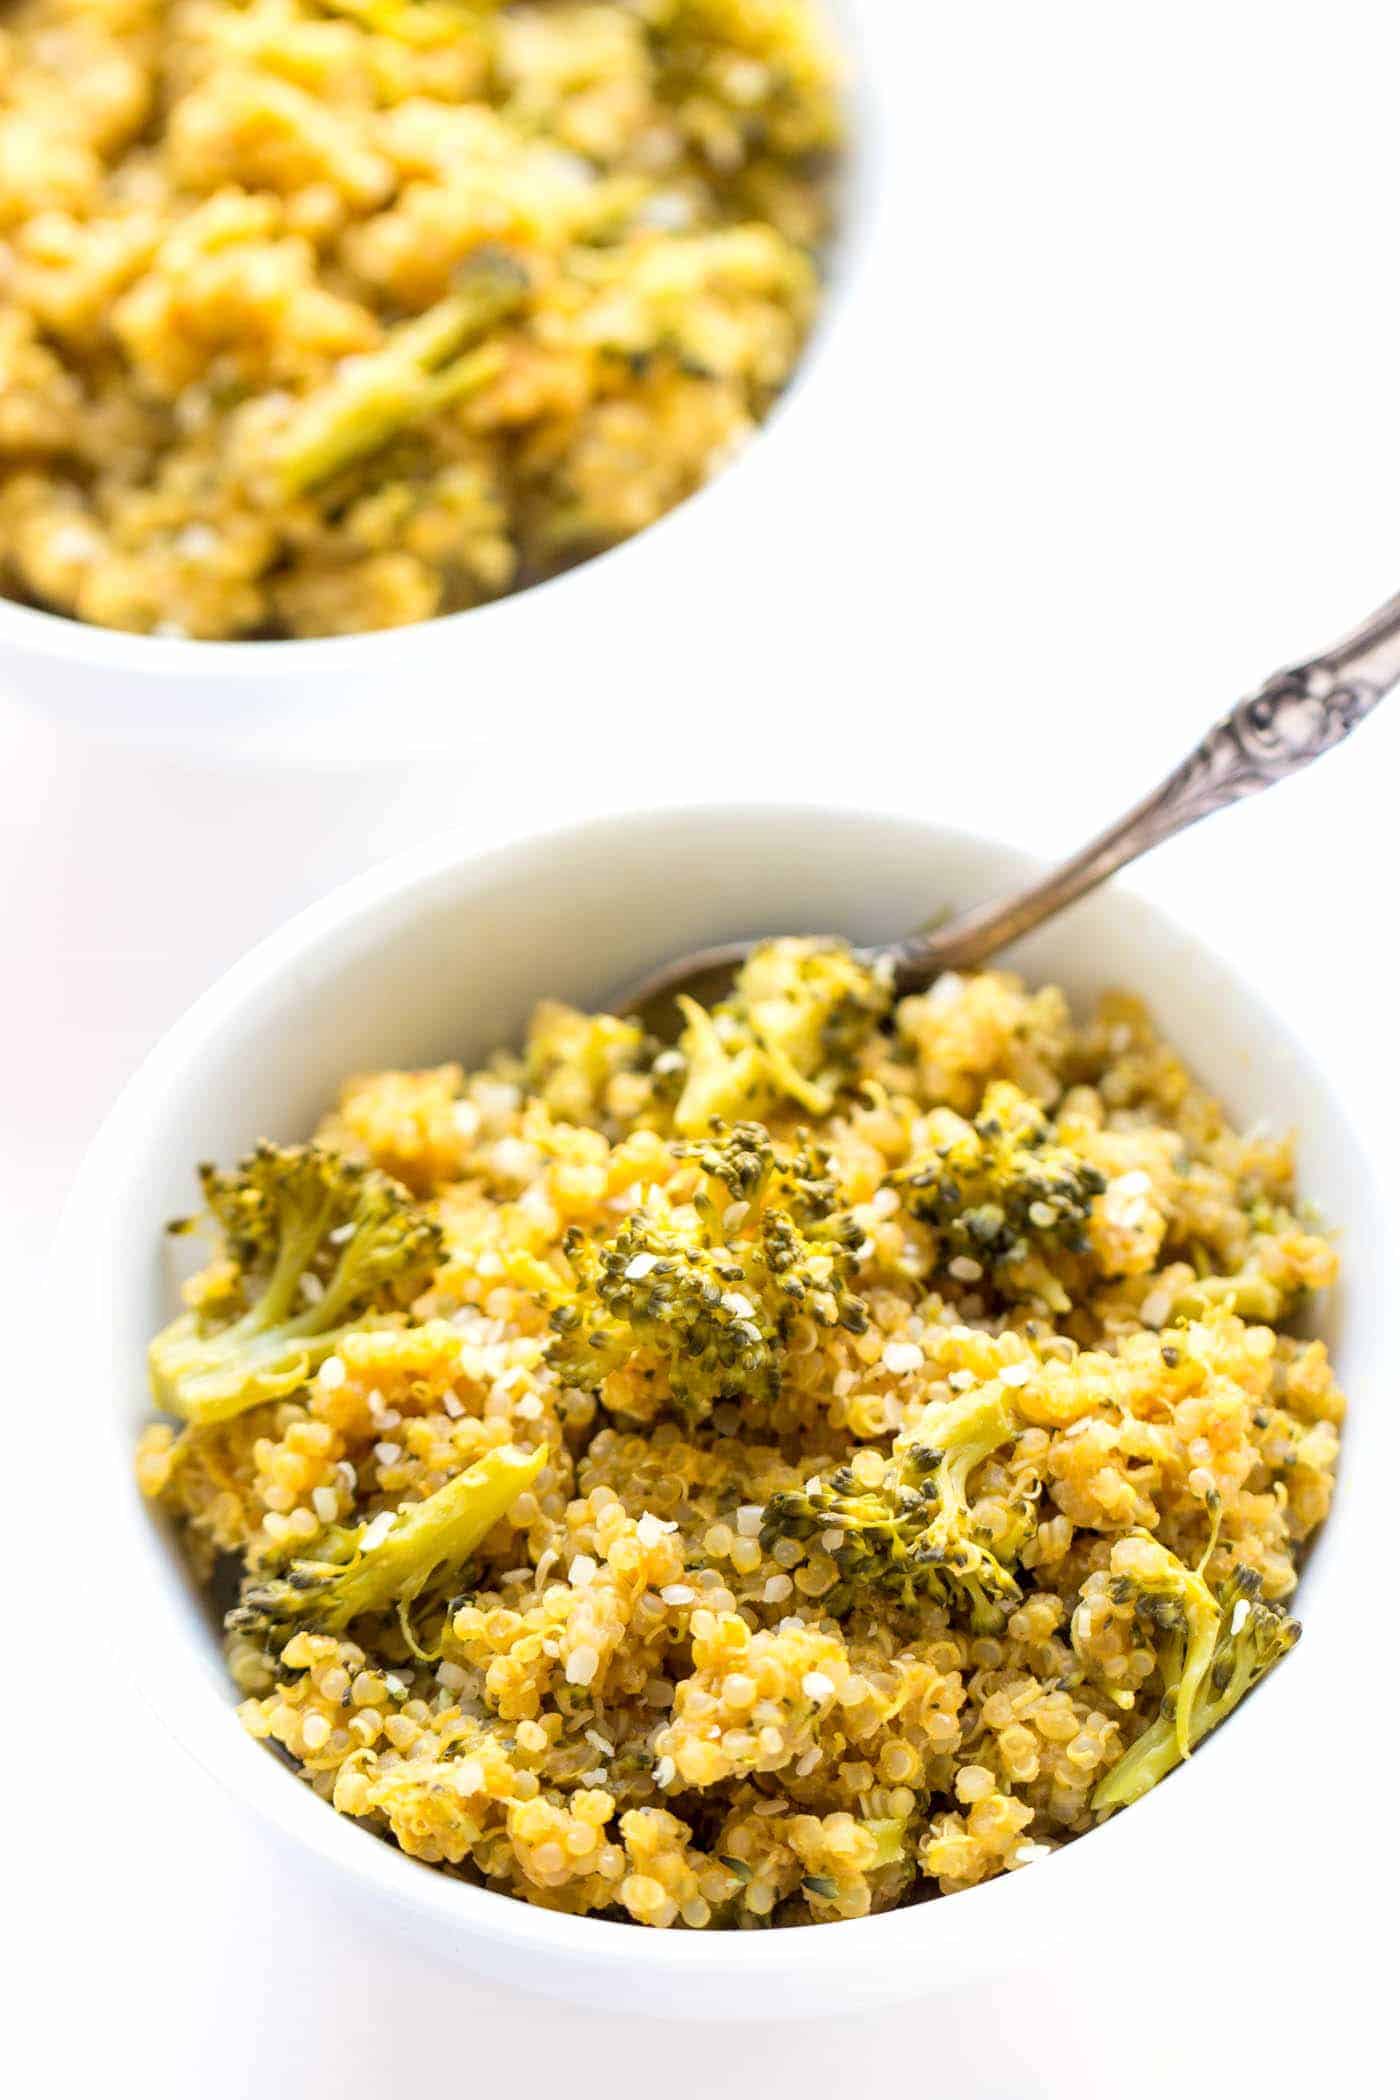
[63, 799, 1386, 1986]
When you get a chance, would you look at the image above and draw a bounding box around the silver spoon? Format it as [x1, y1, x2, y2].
[618, 586, 1400, 1034]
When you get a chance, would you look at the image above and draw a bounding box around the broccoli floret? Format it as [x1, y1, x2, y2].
[671, 938, 890, 1137]
[270, 248, 528, 497]
[227, 1444, 546, 1647]
[762, 1382, 1026, 1627]
[1091, 1555, 1300, 1814]
[548, 1121, 868, 1422]
[524, 1002, 648, 1128]
[892, 1081, 1107, 1304]
[149, 1143, 443, 1426]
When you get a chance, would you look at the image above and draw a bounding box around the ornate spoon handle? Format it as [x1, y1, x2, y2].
[881, 587, 1400, 993]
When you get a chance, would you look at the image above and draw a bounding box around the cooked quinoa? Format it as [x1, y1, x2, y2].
[137, 945, 1344, 1927]
[0, 0, 838, 638]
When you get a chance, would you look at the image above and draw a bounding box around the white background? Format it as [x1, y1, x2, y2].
[4, 2, 1398, 2091]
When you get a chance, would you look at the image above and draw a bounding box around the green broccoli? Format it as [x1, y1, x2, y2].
[861, 1815, 911, 1869]
[892, 1081, 1107, 1306]
[1092, 1557, 1300, 1814]
[523, 1001, 648, 1128]
[762, 1381, 1027, 1627]
[272, 248, 529, 497]
[314, 0, 484, 41]
[227, 1443, 546, 1646]
[1167, 1270, 1286, 1325]
[149, 1143, 443, 1426]
[548, 1120, 868, 1422]
[671, 938, 890, 1137]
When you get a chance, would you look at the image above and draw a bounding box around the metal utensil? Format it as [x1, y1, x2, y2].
[617, 587, 1400, 1034]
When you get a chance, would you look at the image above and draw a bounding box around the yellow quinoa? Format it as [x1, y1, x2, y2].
[137, 947, 1344, 1926]
[0, 0, 839, 638]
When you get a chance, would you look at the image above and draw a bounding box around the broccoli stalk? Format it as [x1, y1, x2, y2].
[763, 1381, 1026, 1627]
[149, 1143, 442, 1426]
[273, 249, 529, 497]
[227, 1443, 546, 1645]
[1092, 1561, 1300, 1813]
[672, 994, 777, 1132]
[862, 1816, 910, 1869]
[1168, 1271, 1286, 1325]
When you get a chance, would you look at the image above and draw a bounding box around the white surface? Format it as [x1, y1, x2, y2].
[4, 0, 1398, 2087]
[61, 807, 1385, 2021]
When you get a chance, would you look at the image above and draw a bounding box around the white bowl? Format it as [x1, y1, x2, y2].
[0, 0, 880, 763]
[62, 804, 1385, 2018]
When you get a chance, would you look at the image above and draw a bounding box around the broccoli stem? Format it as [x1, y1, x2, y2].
[149, 1308, 364, 1426]
[1093, 1710, 1187, 1812]
[1093, 1575, 1298, 1814]
[862, 1817, 908, 1869]
[1170, 1272, 1284, 1324]
[274, 253, 528, 497]
[307, 1444, 546, 1629]
[148, 1145, 443, 1425]
[231, 1443, 547, 1641]
[1167, 1572, 1220, 1762]
[152, 1217, 414, 1427]
[905, 1387, 1019, 1525]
